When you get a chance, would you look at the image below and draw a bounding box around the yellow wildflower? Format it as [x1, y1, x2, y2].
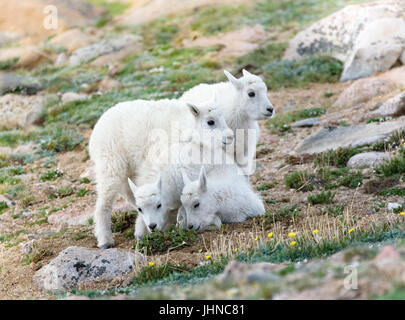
[288, 232, 296, 238]
[312, 229, 319, 235]
[290, 241, 297, 246]
[254, 236, 259, 241]
[148, 262, 155, 267]
[205, 255, 211, 260]
[234, 248, 238, 252]
[267, 232, 273, 238]
[400, 212, 405, 216]
[349, 228, 354, 233]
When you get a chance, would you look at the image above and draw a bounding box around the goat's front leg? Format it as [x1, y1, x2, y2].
[134, 215, 149, 239]
[176, 206, 187, 229]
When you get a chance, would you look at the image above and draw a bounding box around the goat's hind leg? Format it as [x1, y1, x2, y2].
[94, 174, 123, 248]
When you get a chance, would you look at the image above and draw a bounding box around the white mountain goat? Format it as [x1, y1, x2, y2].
[89, 96, 233, 248]
[127, 128, 237, 239]
[179, 166, 265, 231]
[180, 69, 275, 175]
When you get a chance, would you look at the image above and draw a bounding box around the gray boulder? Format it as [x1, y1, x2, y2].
[284, 1, 405, 81]
[33, 246, 144, 291]
[372, 91, 405, 117]
[294, 120, 405, 155]
[347, 152, 391, 167]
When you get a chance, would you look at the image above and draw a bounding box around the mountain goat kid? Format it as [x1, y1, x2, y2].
[179, 166, 265, 231]
[180, 69, 275, 175]
[127, 113, 236, 239]
[89, 97, 233, 248]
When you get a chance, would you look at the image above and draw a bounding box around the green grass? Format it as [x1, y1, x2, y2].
[235, 42, 287, 73]
[376, 153, 405, 177]
[48, 188, 74, 199]
[111, 211, 136, 233]
[372, 129, 405, 152]
[0, 201, 8, 214]
[267, 107, 326, 132]
[76, 189, 89, 197]
[314, 146, 364, 168]
[326, 205, 344, 217]
[307, 191, 335, 205]
[0, 57, 19, 70]
[190, 4, 248, 36]
[284, 170, 313, 191]
[378, 188, 405, 197]
[253, 0, 361, 29]
[135, 225, 199, 255]
[133, 264, 188, 286]
[257, 182, 277, 191]
[374, 286, 405, 300]
[86, 0, 130, 15]
[338, 171, 363, 189]
[40, 169, 63, 182]
[263, 204, 300, 224]
[262, 55, 343, 90]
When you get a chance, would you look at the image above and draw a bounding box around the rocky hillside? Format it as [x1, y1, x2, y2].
[0, 0, 404, 300]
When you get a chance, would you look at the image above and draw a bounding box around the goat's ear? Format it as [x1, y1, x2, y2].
[224, 70, 242, 90]
[128, 178, 137, 195]
[242, 69, 253, 77]
[186, 103, 200, 117]
[181, 170, 191, 185]
[155, 174, 162, 191]
[198, 166, 207, 192]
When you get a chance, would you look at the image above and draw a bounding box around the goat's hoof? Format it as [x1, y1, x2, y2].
[99, 243, 113, 249]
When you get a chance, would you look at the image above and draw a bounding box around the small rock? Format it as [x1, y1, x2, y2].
[292, 117, 320, 128]
[55, 53, 68, 66]
[347, 152, 390, 167]
[333, 78, 397, 107]
[372, 91, 405, 117]
[69, 34, 141, 66]
[80, 165, 95, 181]
[387, 202, 402, 211]
[0, 73, 40, 95]
[20, 239, 36, 255]
[0, 94, 45, 129]
[61, 92, 88, 104]
[33, 246, 144, 291]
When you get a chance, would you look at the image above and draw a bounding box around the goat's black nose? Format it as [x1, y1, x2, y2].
[267, 107, 274, 114]
[149, 223, 157, 231]
[188, 225, 194, 230]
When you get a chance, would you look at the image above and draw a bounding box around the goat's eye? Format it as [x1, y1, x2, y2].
[157, 203, 161, 209]
[207, 120, 215, 126]
[138, 208, 142, 213]
[194, 203, 200, 209]
[248, 91, 255, 98]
